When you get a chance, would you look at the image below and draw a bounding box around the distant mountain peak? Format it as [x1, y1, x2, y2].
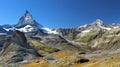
[25, 10, 30, 14]
[16, 10, 43, 28]
[24, 10, 32, 17]
[24, 10, 33, 21]
[91, 19, 104, 26]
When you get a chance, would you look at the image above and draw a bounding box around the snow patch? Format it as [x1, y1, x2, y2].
[113, 26, 119, 29]
[3, 27, 15, 31]
[0, 33, 7, 35]
[3, 28, 10, 31]
[102, 27, 111, 30]
[42, 28, 58, 34]
[79, 24, 87, 28]
[17, 25, 35, 32]
[82, 29, 91, 33]
[99, 26, 112, 30]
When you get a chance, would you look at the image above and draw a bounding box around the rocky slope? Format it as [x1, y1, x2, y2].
[56, 19, 120, 50]
[0, 30, 62, 66]
[0, 30, 43, 66]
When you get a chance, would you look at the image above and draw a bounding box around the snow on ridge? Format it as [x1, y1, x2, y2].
[82, 29, 91, 33]
[101, 26, 112, 31]
[3, 27, 15, 31]
[42, 27, 58, 34]
[113, 26, 119, 29]
[3, 24, 59, 34]
[102, 27, 111, 30]
[0, 33, 7, 35]
[3, 28, 10, 31]
[16, 25, 35, 32]
[79, 24, 87, 28]
[3, 25, 35, 32]
[24, 25, 32, 28]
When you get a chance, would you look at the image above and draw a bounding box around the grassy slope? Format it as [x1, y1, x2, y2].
[73, 54, 120, 67]
[20, 49, 120, 67]
[28, 39, 58, 56]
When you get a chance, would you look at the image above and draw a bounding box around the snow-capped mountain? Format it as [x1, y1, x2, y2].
[42, 28, 58, 34]
[16, 10, 59, 34]
[77, 19, 120, 32]
[90, 19, 112, 30]
[1, 10, 58, 34]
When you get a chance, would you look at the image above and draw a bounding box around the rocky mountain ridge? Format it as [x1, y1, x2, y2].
[0, 10, 120, 37]
[1, 11, 120, 50]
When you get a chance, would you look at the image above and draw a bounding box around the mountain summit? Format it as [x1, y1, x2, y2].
[90, 19, 104, 27]
[17, 10, 43, 28]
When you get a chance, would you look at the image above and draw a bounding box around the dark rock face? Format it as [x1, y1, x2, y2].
[12, 30, 30, 49]
[56, 28, 79, 40]
[12, 30, 42, 56]
[57, 28, 76, 36]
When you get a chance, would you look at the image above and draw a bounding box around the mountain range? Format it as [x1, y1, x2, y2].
[1, 10, 120, 50]
[1, 10, 120, 53]
[1, 10, 120, 67]
[0, 10, 120, 35]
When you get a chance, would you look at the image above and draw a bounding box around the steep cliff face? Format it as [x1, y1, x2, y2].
[12, 30, 29, 48]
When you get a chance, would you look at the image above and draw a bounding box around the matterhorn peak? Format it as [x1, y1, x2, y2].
[91, 19, 104, 26]
[25, 10, 30, 14]
[16, 10, 43, 28]
[24, 10, 33, 20]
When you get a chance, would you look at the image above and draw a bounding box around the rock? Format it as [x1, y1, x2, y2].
[12, 30, 30, 49]
[75, 58, 89, 63]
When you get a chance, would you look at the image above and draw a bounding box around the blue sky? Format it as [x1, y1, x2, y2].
[0, 0, 120, 28]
